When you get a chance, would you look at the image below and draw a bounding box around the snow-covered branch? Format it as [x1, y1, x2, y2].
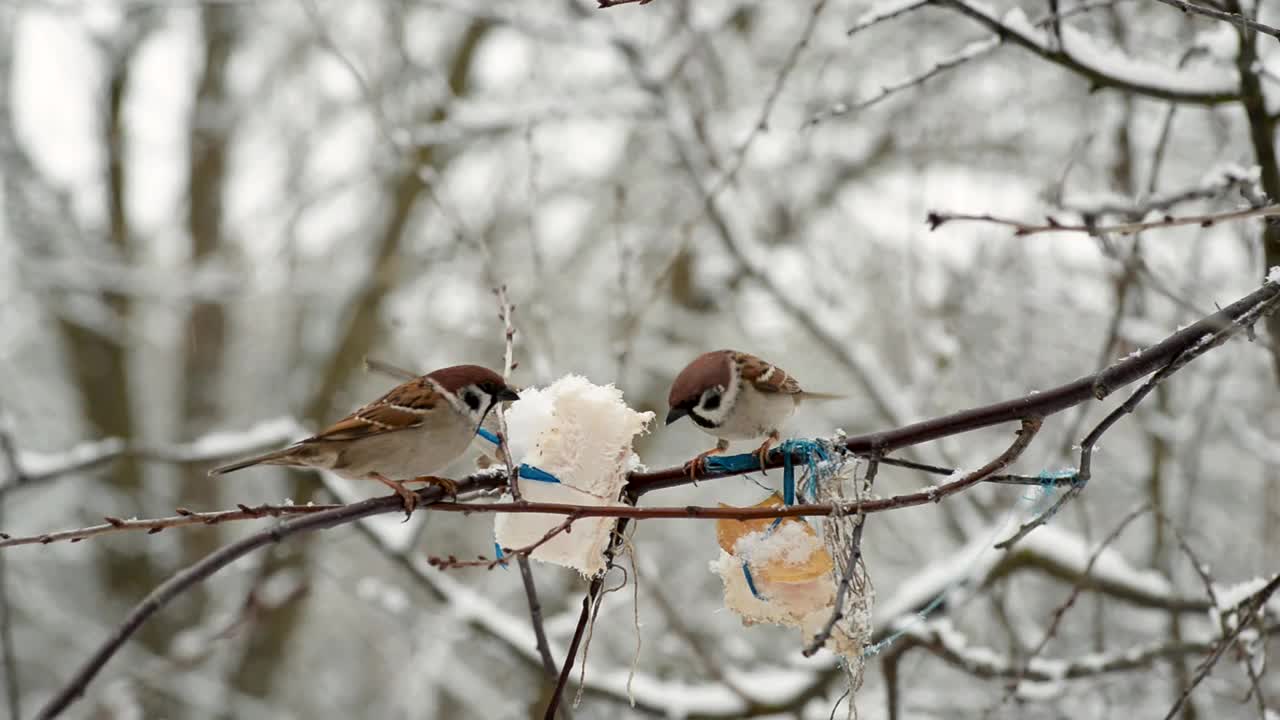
[937, 0, 1239, 105]
[894, 618, 1280, 682]
[3, 418, 305, 494]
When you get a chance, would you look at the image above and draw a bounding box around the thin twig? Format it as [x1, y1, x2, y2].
[846, 0, 930, 35]
[1157, 513, 1268, 717]
[0, 502, 346, 548]
[428, 516, 575, 570]
[1149, 0, 1280, 41]
[0, 423, 22, 719]
[1001, 503, 1151, 701]
[491, 286, 562, 692]
[935, 0, 1238, 105]
[706, 0, 826, 196]
[544, 521, 630, 720]
[1162, 574, 1280, 720]
[1058, 167, 1259, 221]
[996, 282, 1279, 548]
[926, 203, 1280, 237]
[809, 38, 1000, 125]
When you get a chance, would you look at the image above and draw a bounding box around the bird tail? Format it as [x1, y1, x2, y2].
[800, 391, 845, 401]
[207, 448, 298, 476]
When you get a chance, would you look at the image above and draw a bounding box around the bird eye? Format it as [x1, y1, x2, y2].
[702, 392, 721, 411]
[463, 390, 482, 411]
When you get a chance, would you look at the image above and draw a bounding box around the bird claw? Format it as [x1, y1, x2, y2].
[370, 473, 418, 520]
[396, 488, 417, 522]
[685, 446, 727, 481]
[753, 433, 779, 476]
[412, 475, 460, 502]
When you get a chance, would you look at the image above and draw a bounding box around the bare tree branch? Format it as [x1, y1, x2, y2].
[936, 0, 1239, 105]
[1163, 574, 1280, 720]
[491, 286, 563, 697]
[1149, 0, 1280, 42]
[0, 423, 22, 719]
[1002, 503, 1151, 701]
[926, 203, 1280, 237]
[26, 278, 1280, 718]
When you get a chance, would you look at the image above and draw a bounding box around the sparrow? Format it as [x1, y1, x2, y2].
[665, 350, 839, 475]
[209, 364, 520, 516]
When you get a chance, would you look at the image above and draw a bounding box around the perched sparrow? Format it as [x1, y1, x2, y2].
[210, 365, 520, 516]
[666, 350, 839, 474]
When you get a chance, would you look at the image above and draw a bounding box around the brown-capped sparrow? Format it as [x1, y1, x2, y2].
[666, 350, 839, 474]
[209, 364, 519, 516]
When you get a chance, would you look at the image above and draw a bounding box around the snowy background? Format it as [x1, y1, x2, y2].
[2, 0, 1279, 717]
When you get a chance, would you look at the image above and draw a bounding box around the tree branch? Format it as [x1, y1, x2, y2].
[491, 285, 562, 696]
[1149, 0, 1280, 42]
[632, 276, 1280, 494]
[926, 203, 1280, 237]
[27, 278, 1280, 718]
[936, 0, 1239, 105]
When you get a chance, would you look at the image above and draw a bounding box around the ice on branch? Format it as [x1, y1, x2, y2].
[494, 375, 654, 575]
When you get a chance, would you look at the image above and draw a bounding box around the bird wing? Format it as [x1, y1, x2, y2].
[737, 352, 804, 394]
[305, 378, 440, 442]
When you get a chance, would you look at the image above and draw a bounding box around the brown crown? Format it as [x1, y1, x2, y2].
[427, 364, 508, 393]
[668, 350, 734, 408]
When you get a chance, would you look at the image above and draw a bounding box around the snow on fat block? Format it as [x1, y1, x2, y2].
[493, 375, 654, 576]
[712, 493, 864, 658]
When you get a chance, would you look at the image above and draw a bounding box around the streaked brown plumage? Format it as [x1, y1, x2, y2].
[210, 364, 519, 516]
[666, 350, 839, 473]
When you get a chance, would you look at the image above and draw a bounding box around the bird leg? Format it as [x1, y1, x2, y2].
[369, 473, 419, 520]
[685, 438, 730, 480]
[753, 431, 781, 476]
[406, 475, 460, 501]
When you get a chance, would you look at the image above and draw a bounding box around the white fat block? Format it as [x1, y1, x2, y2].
[713, 525, 836, 627]
[712, 519, 868, 658]
[494, 375, 654, 576]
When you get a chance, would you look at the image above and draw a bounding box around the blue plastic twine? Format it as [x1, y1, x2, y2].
[780, 439, 830, 505]
[517, 464, 560, 483]
[741, 563, 762, 599]
[704, 454, 763, 473]
[478, 427, 560, 567]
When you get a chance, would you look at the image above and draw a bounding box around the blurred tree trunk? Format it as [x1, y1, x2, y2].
[305, 20, 492, 423]
[179, 0, 238, 631]
[228, 19, 492, 704]
[1223, 0, 1280, 383]
[82, 19, 168, 652]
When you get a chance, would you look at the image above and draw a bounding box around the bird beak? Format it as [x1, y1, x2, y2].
[665, 407, 689, 426]
[496, 386, 521, 403]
